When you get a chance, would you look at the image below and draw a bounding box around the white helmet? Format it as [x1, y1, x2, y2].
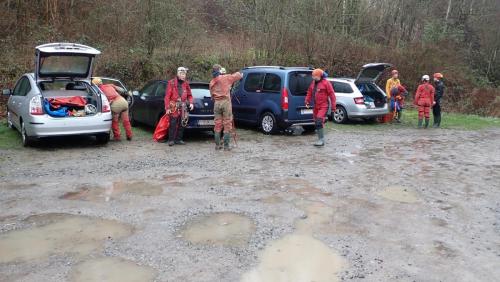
[422, 75, 430, 81]
[177, 67, 188, 74]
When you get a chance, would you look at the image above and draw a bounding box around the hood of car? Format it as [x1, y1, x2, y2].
[355, 63, 392, 83]
[35, 43, 101, 82]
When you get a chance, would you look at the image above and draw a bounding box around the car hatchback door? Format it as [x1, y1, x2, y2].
[287, 71, 313, 121]
[35, 43, 101, 83]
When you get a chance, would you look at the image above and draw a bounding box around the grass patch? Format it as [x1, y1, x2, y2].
[328, 109, 500, 131]
[0, 121, 21, 149]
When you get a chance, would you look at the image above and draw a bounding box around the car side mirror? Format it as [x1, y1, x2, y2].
[2, 89, 12, 96]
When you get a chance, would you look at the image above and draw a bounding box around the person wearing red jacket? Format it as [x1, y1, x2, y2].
[92, 77, 132, 141]
[164, 67, 194, 146]
[414, 75, 435, 129]
[305, 69, 336, 147]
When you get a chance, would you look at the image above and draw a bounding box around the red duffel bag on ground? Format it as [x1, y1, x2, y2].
[153, 114, 170, 142]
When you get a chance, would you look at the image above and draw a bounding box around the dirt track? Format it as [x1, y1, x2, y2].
[1, 126, 500, 282]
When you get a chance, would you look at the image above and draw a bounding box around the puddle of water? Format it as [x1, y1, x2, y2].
[241, 234, 345, 282]
[377, 186, 419, 203]
[241, 200, 346, 281]
[0, 213, 133, 263]
[60, 181, 163, 202]
[69, 257, 156, 282]
[179, 213, 255, 247]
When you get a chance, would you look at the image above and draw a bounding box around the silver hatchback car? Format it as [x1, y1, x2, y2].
[2, 43, 112, 146]
[328, 63, 391, 124]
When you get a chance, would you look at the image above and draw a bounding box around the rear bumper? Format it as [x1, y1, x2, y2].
[281, 118, 315, 127]
[345, 104, 389, 118]
[25, 113, 112, 137]
[186, 114, 215, 130]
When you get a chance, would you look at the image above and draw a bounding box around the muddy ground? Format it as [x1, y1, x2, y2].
[0, 125, 499, 282]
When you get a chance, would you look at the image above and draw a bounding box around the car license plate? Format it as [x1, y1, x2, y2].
[301, 109, 313, 115]
[198, 120, 214, 126]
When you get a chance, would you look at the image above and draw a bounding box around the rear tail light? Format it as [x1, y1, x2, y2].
[29, 96, 44, 115]
[101, 95, 111, 113]
[354, 97, 365, 105]
[281, 88, 289, 110]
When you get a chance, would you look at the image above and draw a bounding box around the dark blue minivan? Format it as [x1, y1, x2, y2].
[231, 66, 315, 134]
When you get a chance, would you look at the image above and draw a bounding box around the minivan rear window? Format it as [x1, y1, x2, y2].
[332, 81, 353, 93]
[288, 71, 312, 96]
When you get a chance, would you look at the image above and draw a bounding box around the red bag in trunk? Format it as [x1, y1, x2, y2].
[48, 97, 87, 108]
[153, 114, 170, 142]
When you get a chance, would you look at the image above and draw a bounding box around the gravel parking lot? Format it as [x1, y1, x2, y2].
[1, 126, 499, 282]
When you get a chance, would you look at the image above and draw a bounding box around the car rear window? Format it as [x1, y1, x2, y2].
[288, 71, 312, 96]
[332, 81, 353, 93]
[39, 55, 91, 77]
[190, 86, 211, 99]
[244, 73, 265, 92]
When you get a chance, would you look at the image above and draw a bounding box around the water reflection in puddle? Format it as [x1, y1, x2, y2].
[60, 181, 163, 202]
[179, 213, 255, 247]
[69, 257, 156, 282]
[0, 213, 133, 263]
[377, 186, 419, 203]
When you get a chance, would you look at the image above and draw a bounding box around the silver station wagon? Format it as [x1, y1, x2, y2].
[328, 63, 391, 124]
[3, 43, 112, 146]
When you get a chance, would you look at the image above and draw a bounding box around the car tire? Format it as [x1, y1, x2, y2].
[260, 112, 278, 135]
[20, 121, 33, 147]
[7, 111, 15, 129]
[96, 133, 110, 145]
[333, 106, 348, 124]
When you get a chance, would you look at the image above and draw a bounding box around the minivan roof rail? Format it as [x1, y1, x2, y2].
[242, 66, 314, 70]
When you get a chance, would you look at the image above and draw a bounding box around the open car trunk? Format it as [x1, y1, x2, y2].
[356, 83, 387, 108]
[35, 43, 101, 83]
[39, 80, 101, 117]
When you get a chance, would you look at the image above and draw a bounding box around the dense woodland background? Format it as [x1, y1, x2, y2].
[1, 0, 499, 116]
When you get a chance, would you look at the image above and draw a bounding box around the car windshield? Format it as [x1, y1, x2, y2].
[39, 54, 91, 77]
[288, 71, 312, 96]
[191, 87, 211, 99]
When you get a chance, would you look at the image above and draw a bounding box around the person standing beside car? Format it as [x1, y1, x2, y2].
[209, 64, 243, 151]
[414, 75, 435, 129]
[165, 67, 194, 146]
[385, 70, 401, 123]
[92, 77, 133, 141]
[433, 73, 445, 128]
[305, 68, 336, 147]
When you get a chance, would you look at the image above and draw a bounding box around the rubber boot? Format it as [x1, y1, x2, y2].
[223, 133, 231, 151]
[433, 116, 441, 128]
[424, 118, 430, 129]
[214, 132, 222, 150]
[418, 119, 423, 129]
[314, 128, 325, 147]
[396, 112, 402, 123]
